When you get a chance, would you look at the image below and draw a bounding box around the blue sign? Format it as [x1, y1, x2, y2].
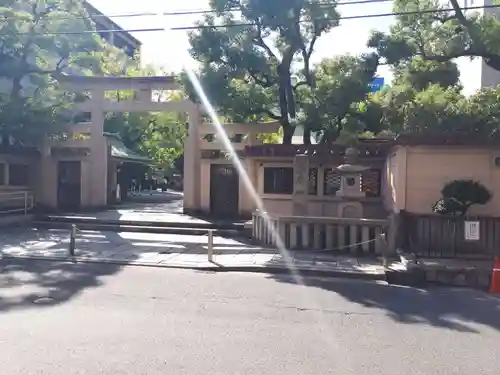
[369, 77, 385, 93]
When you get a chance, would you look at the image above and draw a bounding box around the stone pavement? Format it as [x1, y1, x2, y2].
[0, 228, 384, 277]
[56, 190, 247, 225]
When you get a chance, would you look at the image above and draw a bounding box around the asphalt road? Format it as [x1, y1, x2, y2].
[0, 259, 499, 375]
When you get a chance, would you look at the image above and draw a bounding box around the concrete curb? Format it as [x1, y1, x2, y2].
[0, 254, 386, 280]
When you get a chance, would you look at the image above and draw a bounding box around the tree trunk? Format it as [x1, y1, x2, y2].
[277, 53, 295, 145]
[1, 77, 24, 149]
[303, 126, 311, 145]
[282, 122, 294, 144]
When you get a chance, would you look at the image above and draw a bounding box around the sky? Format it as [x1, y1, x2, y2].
[88, 0, 395, 81]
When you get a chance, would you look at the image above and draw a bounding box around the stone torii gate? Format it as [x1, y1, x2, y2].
[49, 75, 201, 212]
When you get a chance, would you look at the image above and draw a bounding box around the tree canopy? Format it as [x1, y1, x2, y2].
[0, 0, 187, 171]
[101, 52, 188, 170]
[188, 0, 341, 144]
[4, 0, 500, 156]
[353, 55, 500, 138]
[369, 0, 500, 72]
[297, 54, 380, 144]
[0, 0, 104, 147]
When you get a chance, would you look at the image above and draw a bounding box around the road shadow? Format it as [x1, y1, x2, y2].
[268, 273, 500, 333]
[0, 226, 139, 313]
[0, 226, 266, 314]
[0, 192, 201, 313]
[0, 259, 127, 312]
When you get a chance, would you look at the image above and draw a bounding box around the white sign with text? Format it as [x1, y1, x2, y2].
[464, 221, 480, 241]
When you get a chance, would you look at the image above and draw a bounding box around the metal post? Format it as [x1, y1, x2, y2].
[380, 232, 388, 267]
[69, 224, 76, 256]
[23, 191, 28, 216]
[207, 229, 214, 262]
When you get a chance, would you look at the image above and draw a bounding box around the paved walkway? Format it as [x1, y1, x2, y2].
[0, 228, 384, 277]
[54, 190, 247, 225]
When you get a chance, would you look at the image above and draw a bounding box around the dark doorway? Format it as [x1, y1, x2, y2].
[210, 164, 239, 218]
[57, 161, 81, 212]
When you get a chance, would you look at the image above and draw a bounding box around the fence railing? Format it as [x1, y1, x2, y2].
[404, 214, 500, 258]
[252, 211, 388, 255]
[0, 191, 34, 215]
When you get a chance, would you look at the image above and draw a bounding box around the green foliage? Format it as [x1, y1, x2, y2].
[257, 127, 283, 144]
[102, 56, 188, 170]
[369, 0, 500, 72]
[135, 112, 187, 169]
[355, 39, 500, 137]
[362, 82, 500, 137]
[390, 84, 468, 134]
[187, 0, 341, 143]
[0, 0, 186, 170]
[362, 43, 464, 136]
[105, 109, 187, 170]
[0, 0, 103, 146]
[297, 54, 379, 144]
[432, 180, 492, 216]
[442, 180, 492, 206]
[184, 0, 500, 144]
[431, 198, 467, 216]
[391, 57, 460, 91]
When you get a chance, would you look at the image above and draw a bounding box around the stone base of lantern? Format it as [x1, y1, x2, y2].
[337, 201, 363, 218]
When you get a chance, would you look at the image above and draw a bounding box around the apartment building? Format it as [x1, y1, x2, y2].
[85, 1, 142, 58]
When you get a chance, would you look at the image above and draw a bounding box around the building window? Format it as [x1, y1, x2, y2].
[361, 169, 381, 197]
[263, 167, 293, 194]
[308, 168, 318, 195]
[8, 164, 30, 186]
[0, 163, 5, 185]
[324, 168, 341, 196]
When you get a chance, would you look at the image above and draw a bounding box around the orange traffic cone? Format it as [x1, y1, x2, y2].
[489, 258, 500, 294]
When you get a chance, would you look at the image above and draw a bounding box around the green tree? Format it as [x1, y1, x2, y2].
[102, 55, 188, 170]
[391, 57, 460, 91]
[360, 83, 472, 136]
[432, 179, 492, 216]
[368, 0, 500, 72]
[187, 0, 340, 144]
[0, 0, 103, 147]
[105, 110, 187, 170]
[361, 0, 500, 138]
[352, 48, 478, 136]
[257, 127, 283, 144]
[360, 78, 500, 137]
[297, 54, 380, 144]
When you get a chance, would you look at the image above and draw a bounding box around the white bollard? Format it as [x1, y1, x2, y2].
[207, 229, 214, 262]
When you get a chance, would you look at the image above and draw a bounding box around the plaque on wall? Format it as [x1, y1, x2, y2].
[464, 221, 480, 241]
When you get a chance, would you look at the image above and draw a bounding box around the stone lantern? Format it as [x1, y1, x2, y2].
[335, 147, 368, 198]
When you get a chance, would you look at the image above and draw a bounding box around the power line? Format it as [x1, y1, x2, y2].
[100, 0, 394, 18]
[0, 0, 392, 21]
[0, 4, 497, 36]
